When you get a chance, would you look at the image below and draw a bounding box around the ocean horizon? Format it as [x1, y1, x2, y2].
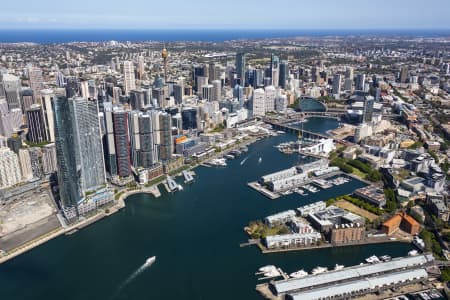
[0, 28, 449, 43]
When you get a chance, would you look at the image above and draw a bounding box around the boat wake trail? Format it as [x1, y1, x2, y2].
[240, 155, 250, 166]
[110, 258, 155, 299]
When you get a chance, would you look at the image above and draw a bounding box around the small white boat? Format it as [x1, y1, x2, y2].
[365, 255, 380, 264]
[177, 184, 183, 191]
[289, 270, 309, 278]
[380, 255, 391, 262]
[258, 265, 276, 273]
[144, 256, 156, 266]
[264, 269, 281, 277]
[408, 250, 419, 256]
[311, 266, 328, 275]
[334, 264, 344, 270]
[258, 157, 262, 163]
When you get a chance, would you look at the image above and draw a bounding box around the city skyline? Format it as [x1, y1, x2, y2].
[1, 0, 450, 30]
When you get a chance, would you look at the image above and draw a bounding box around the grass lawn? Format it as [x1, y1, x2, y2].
[335, 199, 379, 222]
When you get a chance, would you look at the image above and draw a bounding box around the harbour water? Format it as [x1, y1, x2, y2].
[0, 118, 412, 300]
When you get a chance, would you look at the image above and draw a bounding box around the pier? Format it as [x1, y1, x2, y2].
[182, 170, 194, 183]
[166, 176, 178, 192]
[248, 170, 343, 200]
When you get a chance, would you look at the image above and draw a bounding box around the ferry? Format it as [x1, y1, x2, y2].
[311, 266, 328, 275]
[144, 256, 156, 266]
[207, 158, 227, 167]
[289, 270, 308, 278]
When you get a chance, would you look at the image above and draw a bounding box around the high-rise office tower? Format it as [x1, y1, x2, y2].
[202, 85, 214, 101]
[265, 86, 276, 112]
[333, 74, 341, 95]
[181, 107, 199, 130]
[356, 74, 366, 91]
[251, 88, 266, 117]
[157, 111, 173, 161]
[236, 53, 246, 86]
[42, 143, 57, 175]
[138, 56, 146, 80]
[344, 78, 353, 91]
[139, 112, 157, 168]
[21, 89, 34, 112]
[123, 61, 136, 95]
[65, 76, 80, 98]
[112, 109, 131, 177]
[103, 102, 117, 176]
[53, 96, 106, 211]
[26, 104, 47, 143]
[0, 147, 22, 188]
[173, 84, 184, 104]
[212, 80, 222, 102]
[3, 74, 21, 110]
[9, 108, 23, 131]
[56, 72, 65, 88]
[128, 111, 141, 168]
[41, 89, 56, 142]
[208, 63, 217, 82]
[161, 47, 169, 82]
[345, 67, 354, 80]
[129, 89, 145, 110]
[151, 88, 165, 108]
[271, 54, 280, 87]
[311, 66, 321, 84]
[28, 147, 42, 179]
[279, 61, 289, 89]
[275, 94, 288, 113]
[18, 148, 33, 181]
[363, 97, 374, 123]
[234, 84, 244, 109]
[400, 66, 408, 83]
[196, 76, 209, 96]
[192, 65, 205, 91]
[28, 67, 44, 102]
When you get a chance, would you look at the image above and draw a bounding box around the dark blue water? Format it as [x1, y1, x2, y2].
[0, 118, 412, 300]
[1, 29, 450, 43]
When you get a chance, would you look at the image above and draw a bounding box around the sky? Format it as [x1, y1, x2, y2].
[1, 0, 450, 30]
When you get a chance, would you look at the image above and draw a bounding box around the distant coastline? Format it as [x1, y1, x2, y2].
[0, 28, 450, 43]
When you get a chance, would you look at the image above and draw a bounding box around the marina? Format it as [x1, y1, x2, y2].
[0, 118, 413, 300]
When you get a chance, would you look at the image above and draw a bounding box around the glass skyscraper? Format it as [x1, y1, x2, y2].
[53, 96, 106, 211]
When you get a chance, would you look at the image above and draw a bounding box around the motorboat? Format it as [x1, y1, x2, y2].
[264, 269, 281, 277]
[311, 266, 328, 275]
[408, 250, 419, 256]
[334, 264, 344, 270]
[258, 157, 262, 163]
[258, 265, 276, 273]
[144, 256, 156, 266]
[380, 255, 392, 262]
[289, 270, 309, 278]
[365, 255, 380, 264]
